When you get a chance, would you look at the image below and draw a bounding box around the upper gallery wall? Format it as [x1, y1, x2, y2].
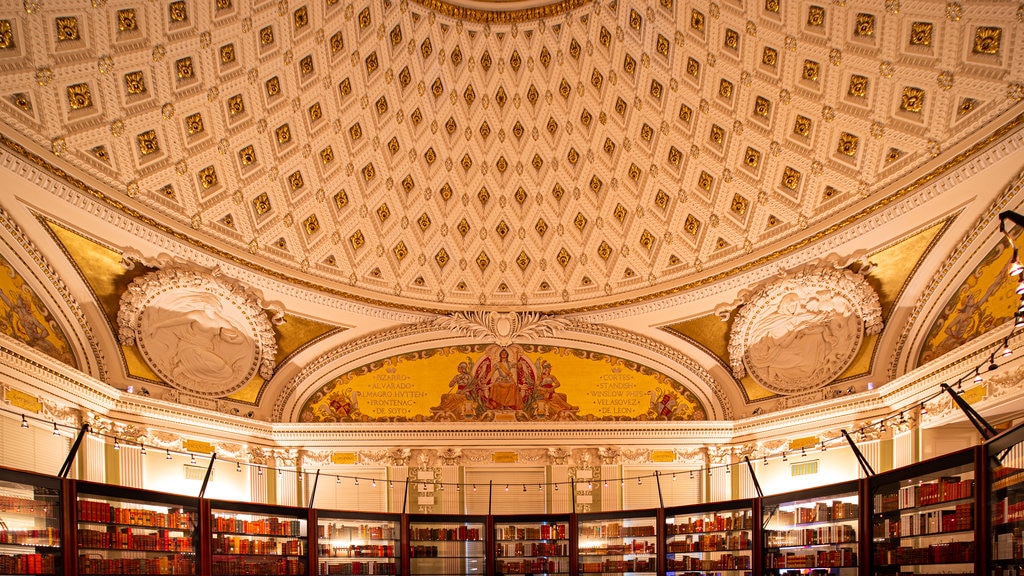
[0, 0, 1021, 311]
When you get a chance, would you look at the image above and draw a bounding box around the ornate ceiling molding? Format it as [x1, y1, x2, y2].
[117, 265, 281, 397]
[727, 262, 882, 395]
[432, 311, 569, 346]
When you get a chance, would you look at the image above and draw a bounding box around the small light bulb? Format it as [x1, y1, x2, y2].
[354, 478, 359, 486]
[113, 438, 120, 451]
[20, 415, 28, 429]
[473, 484, 477, 492]
[52, 422, 59, 436]
[140, 443, 146, 456]
[166, 449, 172, 460]
[190, 453, 196, 465]
[505, 484, 509, 492]
[257, 466, 263, 476]
[336, 476, 341, 485]
[372, 479, 377, 487]
[522, 484, 527, 492]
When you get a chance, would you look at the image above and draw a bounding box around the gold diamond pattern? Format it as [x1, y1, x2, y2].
[910, 22, 932, 46]
[176, 57, 193, 79]
[137, 130, 159, 156]
[266, 77, 281, 97]
[169, 1, 187, 22]
[684, 215, 700, 235]
[0, 21, 13, 49]
[320, 146, 334, 165]
[837, 132, 858, 156]
[597, 241, 612, 260]
[118, 9, 137, 32]
[457, 219, 470, 237]
[239, 145, 256, 166]
[802, 60, 819, 81]
[794, 115, 811, 137]
[516, 252, 531, 270]
[304, 214, 319, 235]
[477, 186, 489, 205]
[754, 96, 771, 118]
[66, 83, 92, 110]
[220, 44, 235, 64]
[691, 9, 704, 32]
[124, 71, 146, 95]
[614, 204, 627, 222]
[536, 219, 548, 236]
[435, 249, 449, 268]
[848, 75, 869, 98]
[731, 194, 748, 215]
[900, 87, 925, 113]
[350, 230, 365, 250]
[185, 113, 204, 135]
[261, 26, 275, 46]
[476, 251, 490, 271]
[781, 166, 801, 190]
[440, 183, 453, 201]
[198, 166, 218, 189]
[334, 190, 348, 209]
[401, 175, 414, 193]
[654, 190, 669, 209]
[393, 241, 408, 261]
[377, 203, 390, 222]
[253, 192, 271, 215]
[807, 5, 825, 27]
[974, 27, 1001, 55]
[744, 147, 760, 168]
[698, 171, 713, 191]
[496, 221, 509, 238]
[276, 124, 291, 144]
[228, 95, 245, 116]
[719, 79, 733, 99]
[855, 13, 874, 36]
[556, 248, 571, 267]
[574, 213, 587, 231]
[639, 230, 654, 250]
[55, 17, 79, 41]
[363, 163, 375, 181]
[762, 47, 778, 66]
[552, 183, 565, 201]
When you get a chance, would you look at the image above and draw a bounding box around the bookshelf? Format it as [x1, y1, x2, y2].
[0, 468, 61, 576]
[988, 421, 1024, 576]
[492, 514, 570, 576]
[762, 480, 859, 575]
[664, 500, 753, 576]
[406, 515, 485, 576]
[209, 500, 309, 575]
[315, 511, 400, 576]
[868, 447, 978, 576]
[73, 480, 196, 576]
[578, 509, 658, 575]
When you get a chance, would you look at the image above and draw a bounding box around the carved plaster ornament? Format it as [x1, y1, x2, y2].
[117, 265, 280, 398]
[433, 311, 569, 346]
[728, 264, 882, 395]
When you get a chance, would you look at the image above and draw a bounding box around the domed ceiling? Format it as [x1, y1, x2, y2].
[2, 0, 1021, 312]
[1, 0, 1024, 429]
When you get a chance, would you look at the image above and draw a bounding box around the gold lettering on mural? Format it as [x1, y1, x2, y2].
[183, 439, 214, 454]
[962, 384, 987, 405]
[651, 450, 676, 462]
[331, 452, 358, 465]
[492, 452, 518, 463]
[4, 388, 42, 413]
[788, 436, 819, 450]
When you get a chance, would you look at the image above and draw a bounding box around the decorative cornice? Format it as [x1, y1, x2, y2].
[408, 0, 591, 23]
[433, 311, 569, 346]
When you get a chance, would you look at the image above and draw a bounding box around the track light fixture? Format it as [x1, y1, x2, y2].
[190, 453, 196, 465]
[166, 449, 172, 460]
[21, 415, 27, 428]
[113, 438, 120, 451]
[52, 422, 58, 436]
[140, 443, 146, 456]
[257, 466, 263, 476]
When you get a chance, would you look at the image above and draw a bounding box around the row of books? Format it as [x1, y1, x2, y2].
[873, 476, 974, 511]
[578, 541, 655, 556]
[0, 528, 59, 546]
[77, 527, 193, 551]
[775, 501, 858, 526]
[0, 553, 53, 574]
[317, 524, 396, 541]
[764, 524, 856, 547]
[320, 560, 398, 574]
[78, 500, 192, 529]
[409, 526, 481, 541]
[212, 516, 304, 537]
[872, 540, 975, 565]
[211, 535, 304, 556]
[496, 524, 568, 541]
[579, 558, 657, 572]
[666, 532, 749, 552]
[993, 496, 1024, 525]
[665, 553, 751, 570]
[993, 466, 1024, 491]
[496, 558, 569, 573]
[211, 556, 304, 575]
[578, 523, 656, 538]
[667, 512, 752, 535]
[317, 544, 395, 558]
[763, 548, 855, 568]
[78, 553, 193, 574]
[496, 541, 567, 557]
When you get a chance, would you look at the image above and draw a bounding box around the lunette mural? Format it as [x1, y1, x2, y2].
[301, 344, 706, 422]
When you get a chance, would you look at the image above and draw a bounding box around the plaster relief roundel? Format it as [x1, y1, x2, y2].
[117, 268, 278, 397]
[728, 266, 882, 395]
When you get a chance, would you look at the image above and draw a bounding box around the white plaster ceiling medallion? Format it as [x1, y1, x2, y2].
[434, 311, 568, 346]
[728, 265, 882, 395]
[117, 266, 280, 397]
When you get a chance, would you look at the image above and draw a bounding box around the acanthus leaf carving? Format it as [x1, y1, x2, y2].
[433, 311, 569, 347]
